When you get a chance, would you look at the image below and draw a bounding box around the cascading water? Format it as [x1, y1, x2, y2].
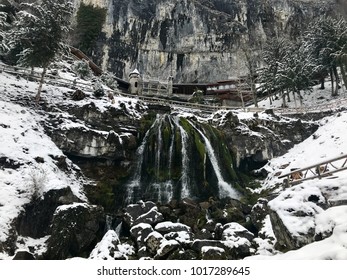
[188, 120, 240, 199]
[124, 114, 241, 204]
[125, 118, 159, 203]
[173, 116, 191, 199]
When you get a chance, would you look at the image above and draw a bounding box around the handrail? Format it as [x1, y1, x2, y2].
[278, 153, 347, 187]
[278, 153, 347, 179]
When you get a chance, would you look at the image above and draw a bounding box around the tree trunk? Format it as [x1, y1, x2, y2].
[297, 90, 303, 106]
[251, 77, 258, 107]
[293, 91, 297, 109]
[319, 77, 325, 89]
[281, 90, 286, 108]
[333, 66, 339, 96]
[35, 66, 47, 104]
[340, 64, 347, 90]
[330, 68, 335, 97]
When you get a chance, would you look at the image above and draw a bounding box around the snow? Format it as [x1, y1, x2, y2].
[54, 202, 91, 214]
[246, 84, 347, 259]
[2, 60, 347, 260]
[154, 221, 191, 232]
[201, 246, 225, 254]
[0, 99, 86, 246]
[0, 61, 146, 259]
[255, 81, 347, 110]
[89, 230, 119, 260]
[249, 206, 347, 260]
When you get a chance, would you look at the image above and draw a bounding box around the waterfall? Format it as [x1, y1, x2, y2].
[105, 215, 113, 231]
[163, 117, 175, 202]
[125, 116, 160, 203]
[173, 116, 190, 199]
[188, 120, 240, 199]
[124, 114, 241, 205]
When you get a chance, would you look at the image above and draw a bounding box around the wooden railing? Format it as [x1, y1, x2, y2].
[1, 62, 347, 115]
[278, 154, 347, 187]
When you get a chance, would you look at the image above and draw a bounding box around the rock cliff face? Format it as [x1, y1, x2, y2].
[73, 0, 337, 82]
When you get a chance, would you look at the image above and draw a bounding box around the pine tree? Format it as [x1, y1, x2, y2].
[303, 16, 347, 96]
[6, 0, 73, 103]
[260, 39, 314, 108]
[259, 37, 289, 106]
[0, 4, 11, 54]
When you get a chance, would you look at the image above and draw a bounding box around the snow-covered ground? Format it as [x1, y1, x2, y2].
[247, 92, 347, 259]
[256, 82, 347, 110]
[0, 63, 145, 260]
[1, 61, 347, 260]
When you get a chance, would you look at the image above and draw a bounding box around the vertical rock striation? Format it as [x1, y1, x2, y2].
[73, 0, 337, 83]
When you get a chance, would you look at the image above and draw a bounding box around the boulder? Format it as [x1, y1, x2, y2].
[154, 221, 192, 235]
[124, 201, 163, 227]
[89, 230, 120, 260]
[154, 240, 180, 259]
[45, 203, 105, 259]
[201, 246, 227, 260]
[133, 207, 164, 226]
[16, 187, 81, 238]
[163, 231, 194, 245]
[71, 89, 86, 101]
[145, 231, 165, 255]
[167, 248, 198, 260]
[130, 223, 154, 247]
[191, 240, 225, 252]
[221, 223, 254, 259]
[268, 185, 327, 251]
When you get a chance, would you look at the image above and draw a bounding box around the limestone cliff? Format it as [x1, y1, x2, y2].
[73, 0, 337, 83]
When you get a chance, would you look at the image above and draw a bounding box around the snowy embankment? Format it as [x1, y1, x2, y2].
[248, 110, 347, 259]
[0, 99, 86, 257]
[0, 64, 145, 259]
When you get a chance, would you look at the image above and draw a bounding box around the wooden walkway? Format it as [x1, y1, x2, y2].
[278, 154, 347, 187]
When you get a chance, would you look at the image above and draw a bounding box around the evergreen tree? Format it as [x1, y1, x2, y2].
[278, 42, 314, 107]
[0, 3, 12, 55]
[303, 16, 347, 96]
[260, 39, 314, 107]
[6, 0, 73, 103]
[0, 9, 8, 54]
[72, 59, 92, 79]
[259, 37, 289, 106]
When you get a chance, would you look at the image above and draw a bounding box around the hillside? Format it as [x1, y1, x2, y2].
[0, 61, 347, 260]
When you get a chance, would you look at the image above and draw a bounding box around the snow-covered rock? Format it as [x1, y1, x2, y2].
[145, 231, 165, 255]
[89, 230, 119, 260]
[45, 203, 105, 259]
[130, 223, 154, 248]
[154, 221, 192, 234]
[201, 246, 227, 260]
[221, 222, 254, 258]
